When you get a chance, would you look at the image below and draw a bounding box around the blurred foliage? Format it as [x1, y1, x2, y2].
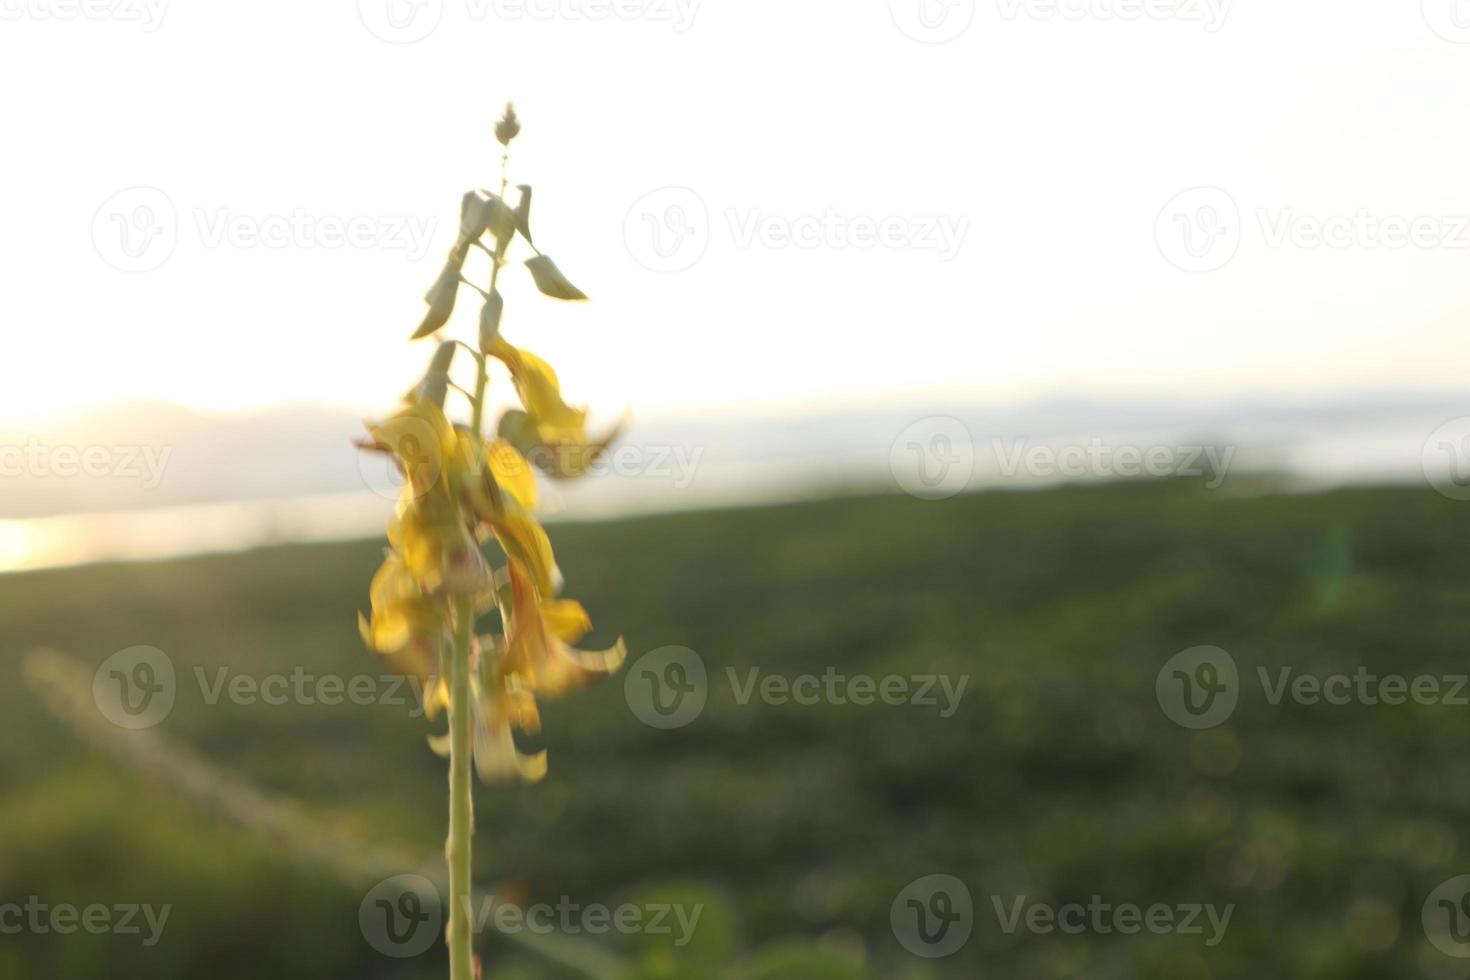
[1, 481, 1468, 977]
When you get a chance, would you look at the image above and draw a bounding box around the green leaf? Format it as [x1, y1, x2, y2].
[485, 194, 517, 252]
[407, 340, 457, 407]
[457, 190, 493, 244]
[524, 255, 587, 301]
[411, 260, 463, 339]
[478, 289, 504, 354]
[513, 185, 534, 246]
[426, 338, 456, 376]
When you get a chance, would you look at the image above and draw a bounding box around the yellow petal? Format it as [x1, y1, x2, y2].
[489, 508, 558, 597]
[541, 598, 591, 644]
[487, 439, 538, 509]
[368, 400, 459, 501]
[472, 685, 547, 783]
[489, 339, 588, 440]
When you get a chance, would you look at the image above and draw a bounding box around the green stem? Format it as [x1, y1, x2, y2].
[447, 603, 476, 980]
[448, 142, 511, 980]
[450, 352, 492, 980]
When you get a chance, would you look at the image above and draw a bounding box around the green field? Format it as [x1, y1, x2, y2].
[1, 481, 1467, 979]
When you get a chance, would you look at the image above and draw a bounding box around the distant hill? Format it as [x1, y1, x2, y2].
[0, 392, 1463, 520]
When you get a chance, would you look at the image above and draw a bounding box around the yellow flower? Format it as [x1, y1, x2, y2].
[498, 557, 626, 698]
[366, 399, 461, 502]
[388, 492, 490, 596]
[488, 336, 622, 479]
[362, 373, 625, 782]
[357, 552, 449, 718]
[470, 643, 548, 782]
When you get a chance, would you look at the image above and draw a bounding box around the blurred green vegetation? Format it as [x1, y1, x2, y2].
[2, 481, 1469, 978]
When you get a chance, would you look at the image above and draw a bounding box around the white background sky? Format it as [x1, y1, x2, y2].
[2, 0, 1468, 428]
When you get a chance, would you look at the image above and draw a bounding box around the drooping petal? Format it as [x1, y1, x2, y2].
[501, 559, 626, 698]
[486, 505, 558, 597]
[487, 338, 588, 441]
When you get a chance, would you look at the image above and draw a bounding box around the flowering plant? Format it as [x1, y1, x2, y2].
[358, 103, 625, 979]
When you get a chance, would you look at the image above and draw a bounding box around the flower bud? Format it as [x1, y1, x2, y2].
[495, 103, 521, 146]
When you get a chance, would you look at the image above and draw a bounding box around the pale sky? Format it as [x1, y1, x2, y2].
[2, 0, 1468, 427]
